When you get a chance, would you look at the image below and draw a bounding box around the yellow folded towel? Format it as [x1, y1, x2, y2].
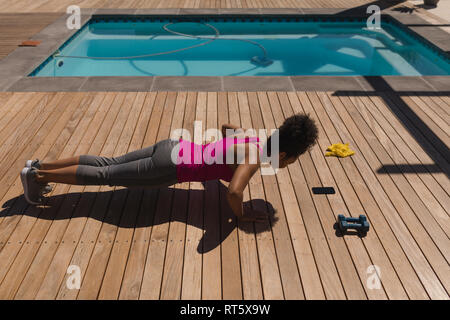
[325, 143, 355, 158]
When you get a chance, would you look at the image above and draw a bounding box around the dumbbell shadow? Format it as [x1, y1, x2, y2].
[333, 222, 368, 238]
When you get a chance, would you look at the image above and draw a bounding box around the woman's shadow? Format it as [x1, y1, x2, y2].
[1, 181, 279, 254]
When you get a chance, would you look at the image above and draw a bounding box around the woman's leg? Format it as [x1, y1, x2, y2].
[35, 139, 179, 187]
[38, 140, 169, 170]
[35, 166, 79, 185]
[39, 156, 80, 170]
[77, 142, 162, 167]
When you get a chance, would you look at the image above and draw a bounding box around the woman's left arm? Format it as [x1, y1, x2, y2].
[221, 123, 243, 138]
[226, 162, 268, 222]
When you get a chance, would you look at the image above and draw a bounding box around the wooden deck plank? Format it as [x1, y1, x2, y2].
[0, 92, 14, 114]
[235, 92, 264, 299]
[159, 92, 190, 300]
[418, 96, 450, 125]
[219, 91, 246, 300]
[329, 93, 447, 299]
[74, 92, 146, 300]
[292, 91, 385, 299]
[391, 94, 449, 162]
[355, 94, 450, 235]
[428, 95, 450, 119]
[255, 92, 305, 299]
[201, 92, 223, 299]
[54, 92, 128, 300]
[412, 95, 450, 130]
[310, 93, 412, 299]
[241, 92, 286, 300]
[0, 93, 69, 193]
[436, 95, 450, 113]
[95, 92, 150, 300]
[116, 92, 159, 300]
[0, 93, 48, 159]
[139, 92, 178, 299]
[341, 94, 450, 291]
[14, 93, 108, 300]
[0, 93, 83, 260]
[7, 93, 97, 301]
[0, 13, 62, 58]
[319, 92, 431, 300]
[218, 91, 243, 300]
[0, 93, 48, 223]
[0, 89, 448, 300]
[369, 93, 450, 202]
[0, 92, 93, 299]
[0, 0, 397, 12]
[33, 93, 127, 300]
[180, 92, 206, 300]
[261, 91, 362, 299]
[295, 91, 407, 299]
[274, 94, 326, 300]
[0, 94, 78, 250]
[367, 94, 450, 201]
[269, 133, 346, 299]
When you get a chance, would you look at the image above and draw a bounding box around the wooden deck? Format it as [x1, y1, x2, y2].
[0, 0, 383, 12]
[0, 13, 62, 59]
[0, 90, 448, 300]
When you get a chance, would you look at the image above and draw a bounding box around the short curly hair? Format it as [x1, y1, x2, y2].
[266, 113, 318, 158]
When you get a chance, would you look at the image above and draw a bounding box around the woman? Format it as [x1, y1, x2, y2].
[21, 113, 318, 223]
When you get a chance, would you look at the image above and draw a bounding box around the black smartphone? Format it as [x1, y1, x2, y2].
[312, 187, 336, 195]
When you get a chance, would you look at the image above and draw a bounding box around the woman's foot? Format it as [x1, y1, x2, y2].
[24, 159, 53, 194]
[25, 159, 41, 169]
[20, 167, 43, 205]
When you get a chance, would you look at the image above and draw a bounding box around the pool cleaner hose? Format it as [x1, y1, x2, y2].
[53, 21, 273, 67]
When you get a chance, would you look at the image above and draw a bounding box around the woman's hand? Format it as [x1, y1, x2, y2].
[239, 208, 269, 223]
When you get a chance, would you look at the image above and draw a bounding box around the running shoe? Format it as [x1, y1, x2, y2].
[24, 159, 52, 194]
[20, 167, 43, 205]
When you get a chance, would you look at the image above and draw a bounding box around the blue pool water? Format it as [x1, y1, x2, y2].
[31, 17, 450, 77]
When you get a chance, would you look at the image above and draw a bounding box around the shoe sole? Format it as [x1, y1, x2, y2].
[20, 167, 41, 205]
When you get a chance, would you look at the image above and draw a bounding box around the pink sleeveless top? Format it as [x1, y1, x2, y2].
[176, 136, 262, 183]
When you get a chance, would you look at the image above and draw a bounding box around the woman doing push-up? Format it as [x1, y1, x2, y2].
[21, 113, 318, 223]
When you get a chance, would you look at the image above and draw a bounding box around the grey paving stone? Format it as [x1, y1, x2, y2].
[291, 76, 364, 91]
[219, 8, 261, 15]
[259, 8, 302, 15]
[434, 40, 450, 53]
[80, 77, 154, 91]
[0, 49, 49, 76]
[179, 9, 220, 15]
[421, 76, 450, 91]
[0, 76, 21, 92]
[79, 8, 97, 15]
[408, 26, 450, 41]
[8, 77, 88, 92]
[152, 76, 222, 91]
[358, 76, 435, 91]
[300, 8, 349, 15]
[94, 9, 137, 15]
[387, 11, 429, 24]
[223, 76, 293, 91]
[30, 14, 91, 40]
[14, 40, 60, 57]
[134, 8, 180, 15]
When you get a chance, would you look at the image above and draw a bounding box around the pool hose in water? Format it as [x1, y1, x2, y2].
[53, 22, 273, 67]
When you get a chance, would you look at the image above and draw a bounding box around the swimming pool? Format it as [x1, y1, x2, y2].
[30, 16, 450, 77]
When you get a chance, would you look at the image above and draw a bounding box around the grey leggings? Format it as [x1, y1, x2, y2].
[76, 138, 179, 187]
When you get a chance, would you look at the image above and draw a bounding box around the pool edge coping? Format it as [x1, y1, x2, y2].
[1, 8, 449, 93]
